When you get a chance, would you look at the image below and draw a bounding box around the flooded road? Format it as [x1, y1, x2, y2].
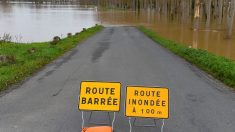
[0, 1, 235, 60]
[98, 10, 235, 60]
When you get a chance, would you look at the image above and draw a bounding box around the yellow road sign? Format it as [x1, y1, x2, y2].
[78, 81, 121, 112]
[125, 86, 169, 119]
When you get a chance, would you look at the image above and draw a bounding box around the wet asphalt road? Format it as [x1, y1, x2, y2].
[0, 27, 235, 132]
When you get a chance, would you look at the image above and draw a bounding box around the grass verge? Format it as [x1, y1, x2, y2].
[138, 26, 235, 89]
[0, 25, 103, 92]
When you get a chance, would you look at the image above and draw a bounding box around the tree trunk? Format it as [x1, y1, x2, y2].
[225, 0, 235, 38]
[218, 0, 224, 24]
[194, 0, 200, 30]
[205, 0, 212, 29]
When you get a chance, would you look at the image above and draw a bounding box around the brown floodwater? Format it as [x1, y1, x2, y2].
[0, 1, 234, 60]
[97, 10, 235, 60]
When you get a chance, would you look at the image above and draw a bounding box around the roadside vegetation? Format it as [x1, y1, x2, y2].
[0, 25, 103, 92]
[139, 26, 235, 89]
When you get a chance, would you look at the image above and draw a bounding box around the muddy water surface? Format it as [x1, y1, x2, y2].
[98, 10, 235, 60]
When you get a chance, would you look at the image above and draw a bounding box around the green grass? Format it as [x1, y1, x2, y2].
[138, 26, 235, 89]
[0, 25, 103, 92]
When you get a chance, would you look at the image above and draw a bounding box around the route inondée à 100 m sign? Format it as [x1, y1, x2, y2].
[125, 86, 169, 119]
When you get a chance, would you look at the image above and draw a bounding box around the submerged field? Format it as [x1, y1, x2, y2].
[139, 26, 235, 89]
[0, 25, 103, 92]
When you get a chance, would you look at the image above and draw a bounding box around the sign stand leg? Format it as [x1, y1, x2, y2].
[133, 118, 160, 127]
[88, 111, 112, 125]
[129, 117, 132, 132]
[82, 111, 85, 128]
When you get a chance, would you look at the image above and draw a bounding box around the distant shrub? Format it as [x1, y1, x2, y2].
[50, 36, 61, 45]
[0, 33, 12, 42]
[0, 55, 7, 63]
[27, 47, 37, 54]
[53, 36, 61, 41]
[7, 56, 16, 63]
[67, 33, 72, 38]
[0, 55, 16, 64]
[75, 32, 80, 35]
[82, 28, 87, 32]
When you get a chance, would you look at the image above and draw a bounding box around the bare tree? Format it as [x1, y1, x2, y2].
[194, 0, 201, 30]
[225, 0, 235, 38]
[218, 0, 224, 24]
[205, 0, 212, 28]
